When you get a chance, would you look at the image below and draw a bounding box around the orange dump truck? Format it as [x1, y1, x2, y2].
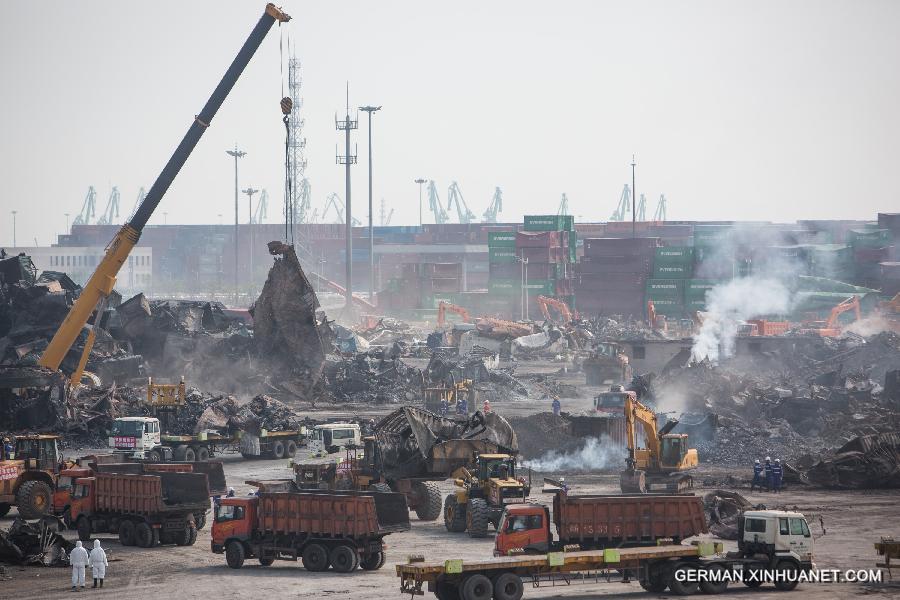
[212, 485, 410, 573]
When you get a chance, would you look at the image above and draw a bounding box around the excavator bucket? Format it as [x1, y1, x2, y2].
[619, 470, 647, 494]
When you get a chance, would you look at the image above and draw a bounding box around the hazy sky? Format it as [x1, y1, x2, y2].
[2, 1, 899, 246]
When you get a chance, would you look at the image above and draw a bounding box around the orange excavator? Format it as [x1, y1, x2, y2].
[536, 295, 573, 324]
[437, 301, 472, 328]
[801, 296, 862, 337]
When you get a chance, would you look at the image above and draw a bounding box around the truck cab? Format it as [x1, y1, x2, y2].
[109, 417, 162, 459]
[211, 496, 257, 554]
[308, 423, 361, 455]
[53, 467, 92, 517]
[739, 510, 814, 566]
[593, 387, 632, 415]
[495, 504, 550, 556]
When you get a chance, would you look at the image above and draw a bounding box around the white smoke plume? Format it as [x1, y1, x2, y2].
[691, 276, 793, 362]
[521, 436, 624, 473]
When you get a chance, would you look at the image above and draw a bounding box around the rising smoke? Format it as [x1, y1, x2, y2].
[521, 436, 624, 473]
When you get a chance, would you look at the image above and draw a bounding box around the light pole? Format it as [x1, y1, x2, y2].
[243, 187, 259, 294]
[414, 178, 426, 226]
[163, 212, 168, 225]
[360, 105, 382, 302]
[11, 211, 17, 247]
[64, 213, 70, 233]
[226, 145, 247, 305]
[516, 255, 529, 321]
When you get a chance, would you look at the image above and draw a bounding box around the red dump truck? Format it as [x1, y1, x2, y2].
[494, 491, 707, 556]
[212, 481, 410, 573]
[59, 468, 209, 547]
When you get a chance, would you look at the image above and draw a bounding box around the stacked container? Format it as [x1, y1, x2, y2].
[576, 237, 659, 316]
[692, 225, 734, 279]
[848, 228, 895, 288]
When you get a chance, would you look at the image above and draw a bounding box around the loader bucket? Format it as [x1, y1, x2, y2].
[372, 491, 412, 533]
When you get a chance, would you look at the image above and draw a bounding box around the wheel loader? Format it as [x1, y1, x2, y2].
[0, 434, 65, 518]
[444, 453, 530, 538]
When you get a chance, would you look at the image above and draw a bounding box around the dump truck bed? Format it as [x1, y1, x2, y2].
[256, 490, 410, 537]
[94, 471, 209, 515]
[92, 461, 226, 497]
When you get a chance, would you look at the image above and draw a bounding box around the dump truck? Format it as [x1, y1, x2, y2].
[211, 480, 410, 573]
[109, 416, 306, 462]
[583, 342, 632, 386]
[58, 468, 209, 547]
[0, 434, 65, 519]
[398, 507, 816, 599]
[494, 488, 707, 556]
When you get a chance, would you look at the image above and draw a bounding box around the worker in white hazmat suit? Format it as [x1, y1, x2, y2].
[69, 540, 89, 591]
[89, 539, 108, 588]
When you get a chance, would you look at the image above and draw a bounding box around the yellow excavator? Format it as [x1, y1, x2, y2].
[620, 392, 699, 493]
[36, 4, 290, 387]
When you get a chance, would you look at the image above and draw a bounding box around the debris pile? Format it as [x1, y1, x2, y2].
[703, 489, 754, 540]
[0, 517, 73, 566]
[805, 431, 900, 489]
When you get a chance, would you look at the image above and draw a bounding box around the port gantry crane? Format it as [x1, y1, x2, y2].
[482, 187, 502, 223]
[38, 3, 291, 386]
[557, 193, 569, 216]
[96, 187, 121, 225]
[653, 194, 667, 222]
[251, 189, 268, 223]
[322, 192, 360, 226]
[427, 180, 449, 224]
[72, 186, 98, 227]
[609, 184, 632, 221]
[446, 181, 476, 224]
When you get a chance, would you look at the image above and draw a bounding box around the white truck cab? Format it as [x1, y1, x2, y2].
[308, 423, 361, 455]
[109, 417, 163, 460]
[740, 510, 814, 566]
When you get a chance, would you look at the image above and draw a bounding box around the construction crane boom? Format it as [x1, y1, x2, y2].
[427, 180, 449, 224]
[72, 186, 98, 227]
[39, 3, 291, 380]
[482, 187, 503, 223]
[446, 181, 475, 224]
[96, 187, 121, 225]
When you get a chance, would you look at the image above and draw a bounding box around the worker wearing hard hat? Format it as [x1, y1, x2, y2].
[764, 457, 773, 492]
[772, 459, 783, 493]
[751, 459, 764, 492]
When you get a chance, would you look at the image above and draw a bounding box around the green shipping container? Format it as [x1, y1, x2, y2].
[685, 298, 707, 310]
[654, 247, 694, 264]
[685, 279, 722, 297]
[488, 279, 519, 294]
[646, 296, 684, 315]
[488, 232, 517, 247]
[653, 263, 692, 279]
[847, 229, 891, 248]
[489, 248, 518, 263]
[646, 279, 684, 298]
[523, 215, 574, 232]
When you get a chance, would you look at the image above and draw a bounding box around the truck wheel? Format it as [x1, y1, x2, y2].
[466, 498, 490, 538]
[118, 520, 136, 546]
[194, 511, 207, 530]
[743, 568, 764, 588]
[434, 579, 458, 600]
[152, 527, 160, 547]
[195, 447, 210, 462]
[414, 482, 442, 521]
[302, 543, 329, 572]
[326, 445, 339, 454]
[493, 572, 524, 600]
[259, 556, 275, 567]
[360, 551, 386, 571]
[330, 544, 359, 573]
[773, 560, 799, 591]
[668, 562, 699, 595]
[444, 494, 467, 533]
[272, 441, 286, 459]
[0, 503, 10, 518]
[135, 522, 154, 548]
[225, 540, 245, 569]
[460, 574, 493, 600]
[640, 562, 669, 593]
[15, 480, 53, 519]
[173, 445, 188, 461]
[76, 517, 91, 541]
[369, 483, 392, 494]
[699, 564, 729, 594]
[147, 450, 162, 463]
[183, 447, 197, 462]
[187, 526, 198, 546]
[285, 441, 297, 458]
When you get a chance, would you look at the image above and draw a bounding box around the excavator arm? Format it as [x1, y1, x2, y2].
[623, 393, 662, 469]
[437, 301, 472, 328]
[39, 4, 290, 377]
[825, 296, 861, 329]
[536, 295, 572, 324]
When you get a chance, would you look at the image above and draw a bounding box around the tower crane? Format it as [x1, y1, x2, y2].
[557, 193, 569, 216]
[635, 193, 647, 221]
[427, 180, 449, 224]
[447, 181, 476, 224]
[251, 189, 268, 223]
[482, 187, 503, 223]
[609, 184, 631, 221]
[72, 186, 98, 226]
[653, 194, 667, 222]
[96, 187, 121, 225]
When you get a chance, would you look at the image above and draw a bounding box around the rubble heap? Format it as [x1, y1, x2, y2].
[0, 517, 73, 566]
[805, 431, 900, 489]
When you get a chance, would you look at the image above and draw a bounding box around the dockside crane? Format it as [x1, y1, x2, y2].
[427, 180, 449, 224]
[38, 3, 291, 387]
[653, 194, 667, 222]
[447, 181, 476, 224]
[72, 186, 97, 226]
[96, 187, 121, 225]
[609, 184, 631, 221]
[380, 197, 394, 226]
[635, 193, 646, 221]
[251, 189, 268, 223]
[322, 192, 360, 226]
[130, 187, 146, 219]
[557, 193, 569, 216]
[482, 187, 503, 223]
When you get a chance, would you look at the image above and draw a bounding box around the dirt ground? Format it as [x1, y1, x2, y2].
[4, 369, 900, 599]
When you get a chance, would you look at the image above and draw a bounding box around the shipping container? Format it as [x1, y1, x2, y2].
[848, 228, 892, 248]
[488, 248, 518, 263]
[515, 231, 562, 248]
[523, 215, 574, 232]
[652, 263, 692, 279]
[654, 246, 694, 264]
[684, 279, 721, 297]
[487, 231, 517, 247]
[645, 279, 684, 298]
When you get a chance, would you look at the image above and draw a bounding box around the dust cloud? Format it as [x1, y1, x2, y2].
[521, 436, 624, 473]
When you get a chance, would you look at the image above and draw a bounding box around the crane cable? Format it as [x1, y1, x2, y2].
[278, 25, 294, 246]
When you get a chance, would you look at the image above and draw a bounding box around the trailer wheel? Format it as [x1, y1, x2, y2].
[195, 447, 210, 462]
[187, 526, 198, 546]
[444, 494, 467, 533]
[173, 445, 189, 461]
[135, 522, 154, 548]
[182, 447, 197, 462]
[434, 579, 459, 600]
[76, 516, 91, 541]
[174, 525, 193, 546]
[147, 450, 162, 463]
[16, 480, 52, 519]
[302, 543, 329, 572]
[286, 441, 298, 458]
[743, 568, 764, 588]
[698, 564, 729, 594]
[413, 482, 443, 521]
[493, 572, 524, 600]
[194, 511, 207, 530]
[639, 562, 669, 594]
[330, 544, 359, 573]
[466, 498, 490, 538]
[272, 441, 286, 459]
[460, 574, 493, 600]
[0, 503, 10, 518]
[360, 551, 386, 571]
[668, 562, 699, 596]
[118, 520, 136, 546]
[773, 560, 799, 591]
[225, 540, 245, 569]
[151, 527, 160, 547]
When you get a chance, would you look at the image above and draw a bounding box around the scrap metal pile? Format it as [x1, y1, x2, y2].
[0, 517, 73, 566]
